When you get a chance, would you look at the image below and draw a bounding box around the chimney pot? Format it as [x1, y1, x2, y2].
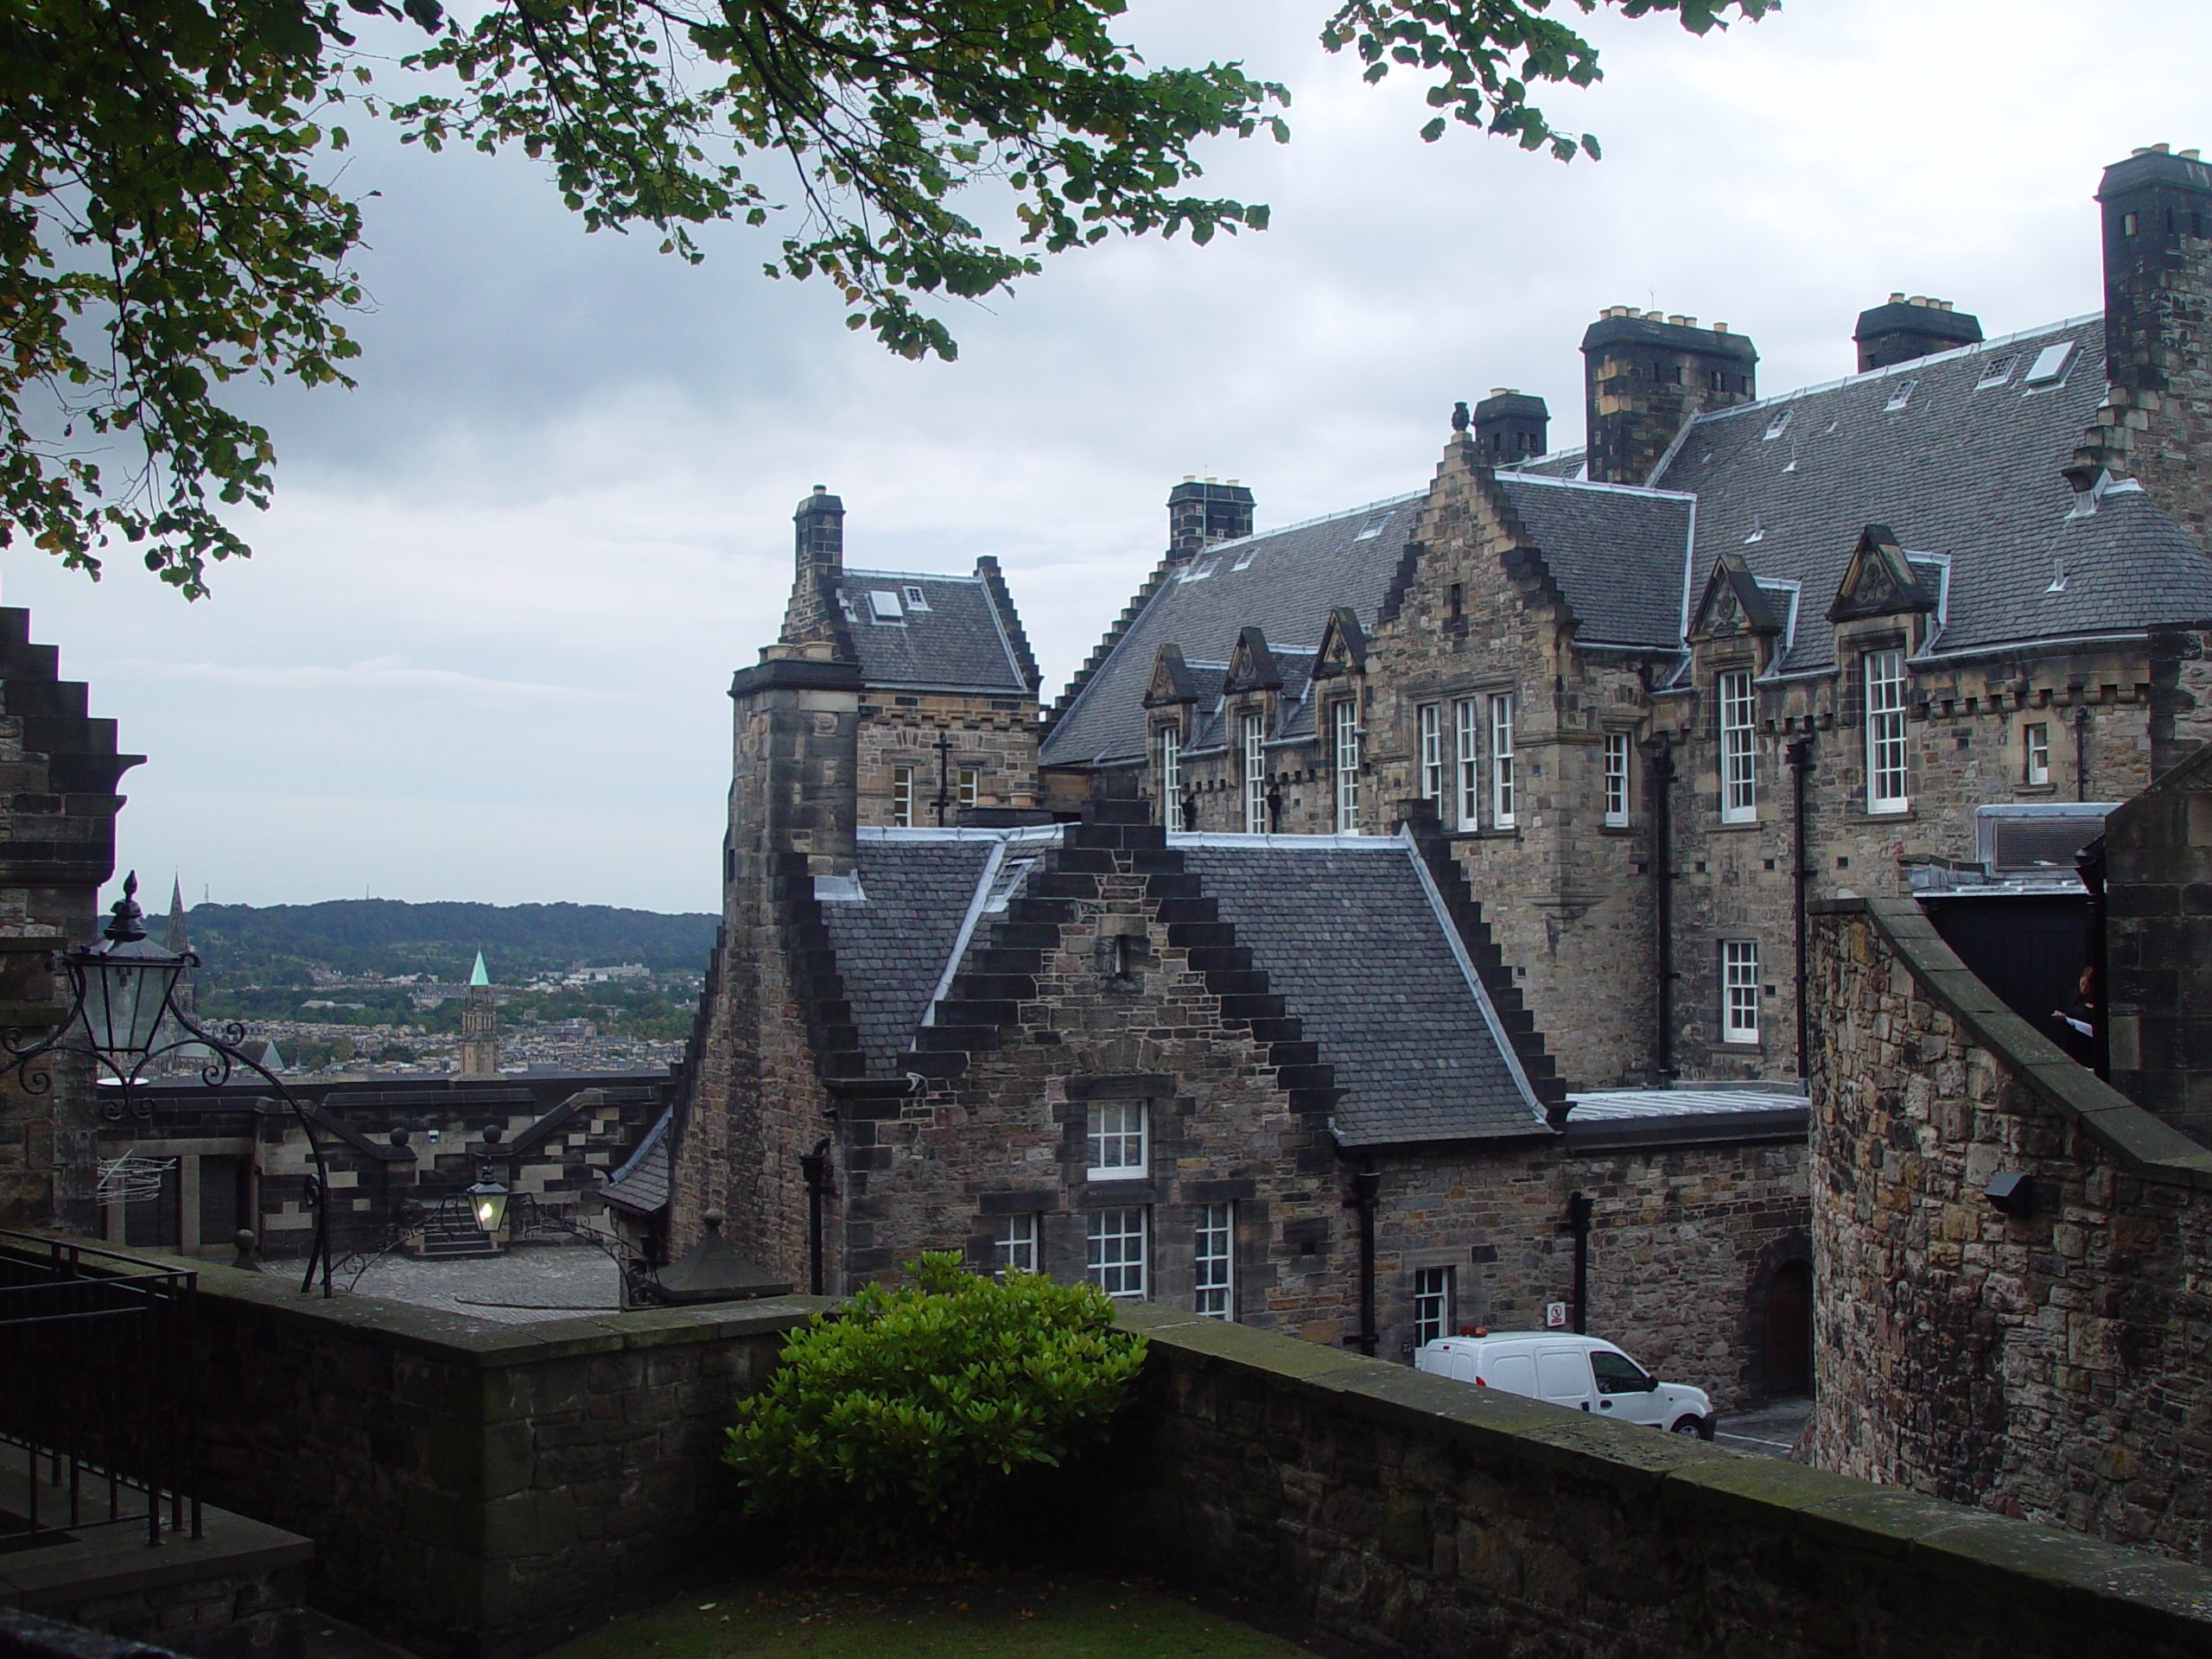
[2134, 147, 2154, 157]
[1644, 308, 1664, 321]
[1490, 386, 1515, 397]
[1714, 321, 1729, 334]
[2153, 143, 2172, 154]
[811, 483, 825, 492]
[1888, 291, 1906, 303]
[2185, 149, 2203, 160]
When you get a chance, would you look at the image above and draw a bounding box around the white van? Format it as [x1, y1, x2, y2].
[1414, 1332, 1716, 1439]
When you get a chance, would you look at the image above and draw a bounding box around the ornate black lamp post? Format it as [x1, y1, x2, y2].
[2, 873, 338, 1295]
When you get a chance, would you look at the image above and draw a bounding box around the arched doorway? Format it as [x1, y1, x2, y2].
[1764, 1258, 1814, 1397]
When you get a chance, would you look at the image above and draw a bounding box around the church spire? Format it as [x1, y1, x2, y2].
[165, 875, 196, 1014]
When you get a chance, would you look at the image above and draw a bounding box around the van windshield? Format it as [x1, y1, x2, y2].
[1591, 1351, 1654, 1395]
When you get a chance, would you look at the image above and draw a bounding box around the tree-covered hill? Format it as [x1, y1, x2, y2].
[181, 899, 718, 986]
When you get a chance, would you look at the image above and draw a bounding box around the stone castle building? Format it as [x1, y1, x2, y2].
[671, 141, 2212, 1408]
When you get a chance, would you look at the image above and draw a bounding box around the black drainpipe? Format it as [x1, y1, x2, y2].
[1347, 1163, 1380, 1357]
[1567, 1191, 1593, 1335]
[1788, 736, 1815, 1084]
[799, 1136, 834, 1296]
[1649, 741, 1677, 1079]
[2075, 703, 2090, 803]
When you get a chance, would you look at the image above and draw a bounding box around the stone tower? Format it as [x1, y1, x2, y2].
[2074, 143, 2212, 545]
[457, 950, 498, 1077]
[1580, 309, 1759, 485]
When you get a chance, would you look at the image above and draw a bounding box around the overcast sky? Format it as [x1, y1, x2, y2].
[11, 0, 2210, 917]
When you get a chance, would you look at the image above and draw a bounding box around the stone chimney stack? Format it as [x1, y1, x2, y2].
[1471, 389, 1550, 465]
[1166, 478, 1256, 563]
[1853, 295, 1983, 371]
[1580, 309, 1759, 486]
[782, 486, 850, 648]
[2075, 144, 2212, 545]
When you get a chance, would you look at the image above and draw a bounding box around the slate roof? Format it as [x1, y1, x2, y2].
[1039, 495, 1424, 768]
[804, 828, 1541, 1141]
[836, 569, 1032, 694]
[818, 833, 999, 1071]
[601, 1106, 672, 1215]
[1655, 314, 2212, 671]
[1176, 837, 1545, 1145]
[1493, 474, 1694, 648]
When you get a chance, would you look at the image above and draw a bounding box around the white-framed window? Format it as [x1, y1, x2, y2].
[1719, 669, 1756, 823]
[1157, 725, 1180, 823]
[2024, 721, 2050, 786]
[1490, 694, 1517, 829]
[1722, 939, 1760, 1045]
[1193, 1202, 1234, 1319]
[957, 768, 979, 810]
[891, 765, 915, 828]
[1455, 699, 1482, 830]
[902, 584, 931, 612]
[994, 1212, 1038, 1275]
[1865, 649, 1909, 812]
[1086, 1207, 1147, 1298]
[1411, 1265, 1453, 1347]
[1085, 1099, 1147, 1179]
[1242, 712, 1268, 835]
[1418, 703, 1443, 804]
[1604, 732, 1630, 828]
[1332, 700, 1362, 833]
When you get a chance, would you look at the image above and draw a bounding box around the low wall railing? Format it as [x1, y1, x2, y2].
[0, 1230, 200, 1550]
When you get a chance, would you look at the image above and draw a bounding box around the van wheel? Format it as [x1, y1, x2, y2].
[1672, 1415, 1713, 1440]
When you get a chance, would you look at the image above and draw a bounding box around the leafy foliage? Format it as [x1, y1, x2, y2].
[723, 1251, 1147, 1560]
[3, 0, 1770, 594]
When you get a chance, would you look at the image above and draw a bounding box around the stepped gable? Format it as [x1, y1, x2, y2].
[1489, 473, 1694, 648]
[0, 606, 143, 892]
[833, 568, 1033, 694]
[814, 833, 1001, 1072]
[1176, 837, 1551, 1144]
[1039, 493, 1423, 771]
[1656, 313, 2212, 671]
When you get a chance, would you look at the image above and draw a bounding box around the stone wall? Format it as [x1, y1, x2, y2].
[1806, 896, 2212, 1561]
[1097, 1304, 2212, 1658]
[0, 607, 140, 1237]
[854, 690, 1039, 826]
[156, 1251, 820, 1659]
[1371, 1115, 1808, 1408]
[2103, 737, 2212, 1142]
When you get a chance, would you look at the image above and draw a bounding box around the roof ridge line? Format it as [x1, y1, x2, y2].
[842, 567, 984, 582]
[1689, 310, 2105, 427]
[1500, 472, 1697, 503]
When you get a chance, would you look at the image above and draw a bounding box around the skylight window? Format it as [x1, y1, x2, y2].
[1354, 514, 1390, 540]
[1231, 550, 1256, 570]
[1763, 410, 1791, 442]
[1885, 378, 1918, 411]
[1181, 559, 1217, 582]
[868, 589, 904, 622]
[2023, 341, 2076, 386]
[903, 585, 931, 612]
[1976, 355, 2018, 388]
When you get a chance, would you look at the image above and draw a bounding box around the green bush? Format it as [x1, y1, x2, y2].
[723, 1252, 1147, 1560]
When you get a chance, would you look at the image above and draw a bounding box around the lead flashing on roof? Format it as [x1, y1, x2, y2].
[1500, 471, 1698, 504]
[858, 824, 1065, 845]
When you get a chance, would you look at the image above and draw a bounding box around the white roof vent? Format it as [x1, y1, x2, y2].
[868, 589, 905, 622]
[1975, 354, 2018, 388]
[2022, 341, 2076, 386]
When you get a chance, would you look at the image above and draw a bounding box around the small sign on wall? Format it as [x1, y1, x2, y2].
[1545, 1302, 1568, 1329]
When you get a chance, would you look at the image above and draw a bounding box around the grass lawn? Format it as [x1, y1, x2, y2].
[545, 1573, 1318, 1659]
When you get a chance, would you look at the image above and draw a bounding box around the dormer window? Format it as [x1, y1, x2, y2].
[868, 589, 905, 623]
[903, 584, 931, 612]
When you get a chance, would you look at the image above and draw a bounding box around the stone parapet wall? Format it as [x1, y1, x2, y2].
[144, 1252, 827, 1659]
[1098, 1304, 2212, 1657]
[1806, 897, 2212, 1561]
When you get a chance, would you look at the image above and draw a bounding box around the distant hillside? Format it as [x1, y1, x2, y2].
[182, 899, 718, 985]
